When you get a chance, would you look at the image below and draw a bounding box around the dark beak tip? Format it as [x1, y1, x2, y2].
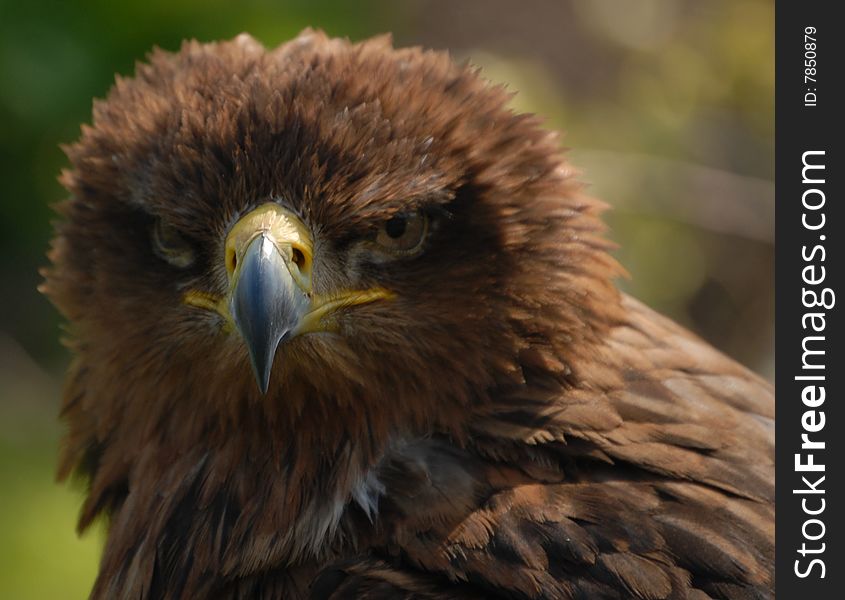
[232, 235, 308, 395]
[256, 365, 272, 395]
[248, 333, 285, 395]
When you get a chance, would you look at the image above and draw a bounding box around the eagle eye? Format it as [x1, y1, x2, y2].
[151, 220, 195, 268]
[373, 210, 429, 256]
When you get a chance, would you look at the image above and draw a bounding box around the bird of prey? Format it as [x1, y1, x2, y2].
[43, 31, 774, 599]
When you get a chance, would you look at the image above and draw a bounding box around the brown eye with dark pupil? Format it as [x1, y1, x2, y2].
[373, 209, 429, 256]
[384, 215, 407, 238]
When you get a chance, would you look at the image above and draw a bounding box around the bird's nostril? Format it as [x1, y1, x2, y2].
[226, 247, 238, 276]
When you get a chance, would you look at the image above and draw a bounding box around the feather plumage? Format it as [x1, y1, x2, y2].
[43, 30, 773, 599]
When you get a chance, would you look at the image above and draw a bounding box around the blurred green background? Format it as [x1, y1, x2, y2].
[0, 0, 773, 597]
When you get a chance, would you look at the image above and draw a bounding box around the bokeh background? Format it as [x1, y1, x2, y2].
[0, 0, 773, 597]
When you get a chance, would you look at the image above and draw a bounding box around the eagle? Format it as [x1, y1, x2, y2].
[43, 31, 774, 599]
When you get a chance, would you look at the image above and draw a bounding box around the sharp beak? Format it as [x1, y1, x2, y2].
[181, 202, 395, 394]
[224, 204, 313, 394]
[230, 232, 310, 393]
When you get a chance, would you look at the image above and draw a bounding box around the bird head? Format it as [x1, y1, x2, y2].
[43, 31, 621, 436]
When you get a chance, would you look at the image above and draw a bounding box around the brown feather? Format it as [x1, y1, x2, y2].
[43, 30, 773, 599]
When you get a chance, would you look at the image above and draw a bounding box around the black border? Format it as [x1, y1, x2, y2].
[775, 2, 843, 596]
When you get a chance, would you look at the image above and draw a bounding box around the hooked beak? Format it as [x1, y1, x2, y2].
[230, 232, 309, 393]
[182, 202, 393, 394]
[223, 203, 313, 394]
